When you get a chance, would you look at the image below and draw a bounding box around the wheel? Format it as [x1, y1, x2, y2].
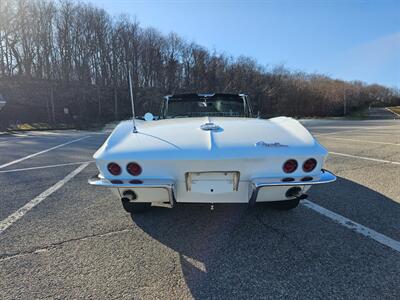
[268, 198, 300, 210]
[121, 199, 151, 213]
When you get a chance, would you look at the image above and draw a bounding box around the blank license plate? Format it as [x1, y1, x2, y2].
[185, 171, 240, 194]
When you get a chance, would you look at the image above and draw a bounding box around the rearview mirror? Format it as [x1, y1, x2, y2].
[144, 112, 154, 121]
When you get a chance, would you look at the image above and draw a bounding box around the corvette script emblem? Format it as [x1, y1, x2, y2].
[255, 141, 288, 148]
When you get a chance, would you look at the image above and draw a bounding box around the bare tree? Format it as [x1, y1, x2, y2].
[0, 0, 398, 127]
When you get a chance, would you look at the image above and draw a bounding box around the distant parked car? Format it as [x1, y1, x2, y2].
[89, 93, 336, 213]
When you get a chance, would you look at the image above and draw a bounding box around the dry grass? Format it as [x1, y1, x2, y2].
[388, 106, 400, 115]
[9, 123, 74, 131]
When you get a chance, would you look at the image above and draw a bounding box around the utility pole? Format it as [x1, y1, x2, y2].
[97, 85, 102, 122]
[114, 85, 118, 121]
[343, 89, 347, 116]
[128, 70, 138, 133]
[50, 85, 55, 123]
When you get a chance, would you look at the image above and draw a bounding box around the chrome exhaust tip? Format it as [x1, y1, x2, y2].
[122, 190, 137, 202]
[285, 187, 302, 198]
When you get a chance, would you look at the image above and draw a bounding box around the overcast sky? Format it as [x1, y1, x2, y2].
[92, 0, 400, 88]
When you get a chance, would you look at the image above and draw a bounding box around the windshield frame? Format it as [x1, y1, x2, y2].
[161, 93, 253, 119]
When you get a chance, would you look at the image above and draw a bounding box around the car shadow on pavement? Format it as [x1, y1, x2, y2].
[130, 177, 400, 299]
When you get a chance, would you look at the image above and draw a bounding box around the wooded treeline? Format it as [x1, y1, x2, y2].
[0, 0, 399, 127]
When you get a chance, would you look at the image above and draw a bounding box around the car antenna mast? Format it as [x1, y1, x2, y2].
[128, 69, 138, 133]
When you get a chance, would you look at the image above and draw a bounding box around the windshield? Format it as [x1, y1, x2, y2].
[163, 95, 250, 118]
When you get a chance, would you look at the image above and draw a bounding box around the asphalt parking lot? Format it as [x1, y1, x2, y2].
[0, 118, 399, 299]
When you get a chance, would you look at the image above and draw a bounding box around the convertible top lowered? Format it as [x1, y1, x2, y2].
[89, 93, 336, 213]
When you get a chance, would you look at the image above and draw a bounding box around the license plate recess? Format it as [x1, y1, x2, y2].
[185, 171, 240, 194]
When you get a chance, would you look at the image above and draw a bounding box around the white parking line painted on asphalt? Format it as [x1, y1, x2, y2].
[0, 161, 94, 173]
[316, 131, 399, 138]
[313, 129, 366, 137]
[329, 151, 400, 165]
[313, 124, 400, 137]
[320, 136, 400, 146]
[0, 162, 90, 235]
[0, 132, 76, 144]
[302, 200, 400, 253]
[0, 136, 90, 169]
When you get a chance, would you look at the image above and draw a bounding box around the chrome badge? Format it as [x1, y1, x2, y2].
[200, 122, 222, 131]
[255, 141, 288, 148]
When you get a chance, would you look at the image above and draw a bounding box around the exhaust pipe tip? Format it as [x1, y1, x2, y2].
[122, 190, 137, 202]
[285, 187, 308, 200]
[285, 187, 302, 198]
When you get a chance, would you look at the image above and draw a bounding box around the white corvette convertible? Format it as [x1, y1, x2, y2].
[89, 93, 336, 213]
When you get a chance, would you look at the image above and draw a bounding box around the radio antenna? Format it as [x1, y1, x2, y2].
[128, 69, 138, 133]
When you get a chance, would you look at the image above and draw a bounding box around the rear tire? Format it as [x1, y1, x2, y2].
[268, 198, 300, 210]
[121, 199, 151, 213]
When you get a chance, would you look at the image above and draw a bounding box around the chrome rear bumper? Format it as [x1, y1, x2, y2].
[248, 169, 336, 206]
[88, 169, 335, 206]
[88, 174, 176, 206]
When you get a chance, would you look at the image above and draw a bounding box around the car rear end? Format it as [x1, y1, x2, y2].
[89, 116, 336, 211]
[90, 149, 335, 205]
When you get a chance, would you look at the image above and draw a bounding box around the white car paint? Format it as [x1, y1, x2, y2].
[91, 116, 334, 204]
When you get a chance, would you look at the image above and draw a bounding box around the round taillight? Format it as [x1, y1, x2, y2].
[303, 158, 317, 172]
[283, 159, 298, 173]
[127, 162, 142, 176]
[107, 162, 121, 176]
